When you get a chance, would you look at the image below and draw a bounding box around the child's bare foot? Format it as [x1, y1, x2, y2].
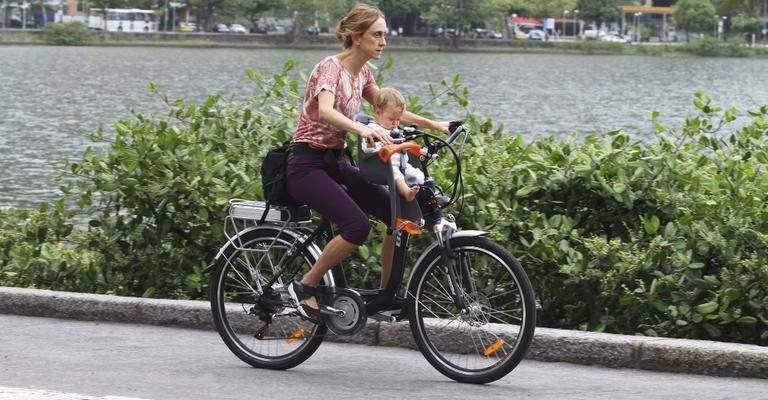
[402, 185, 419, 202]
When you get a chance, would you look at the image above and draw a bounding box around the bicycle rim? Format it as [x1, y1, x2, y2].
[408, 237, 536, 383]
[211, 229, 326, 369]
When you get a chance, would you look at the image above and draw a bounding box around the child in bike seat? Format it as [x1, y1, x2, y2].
[362, 87, 425, 202]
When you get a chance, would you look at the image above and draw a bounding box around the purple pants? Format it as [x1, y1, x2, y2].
[286, 152, 391, 246]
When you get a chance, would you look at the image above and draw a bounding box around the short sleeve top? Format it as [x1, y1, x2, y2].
[292, 55, 378, 150]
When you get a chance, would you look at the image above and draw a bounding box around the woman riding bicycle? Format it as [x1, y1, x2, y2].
[285, 4, 449, 322]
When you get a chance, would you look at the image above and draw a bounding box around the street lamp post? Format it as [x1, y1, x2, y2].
[573, 9, 579, 38]
[170, 2, 182, 32]
[21, 2, 29, 29]
[714, 14, 718, 37]
[719, 16, 728, 40]
[563, 10, 569, 38]
[634, 12, 642, 43]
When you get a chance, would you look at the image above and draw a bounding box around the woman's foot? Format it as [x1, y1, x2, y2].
[286, 280, 323, 324]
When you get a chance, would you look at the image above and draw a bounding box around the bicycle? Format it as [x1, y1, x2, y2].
[207, 120, 537, 384]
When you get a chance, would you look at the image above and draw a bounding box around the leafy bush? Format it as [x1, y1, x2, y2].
[42, 22, 93, 46]
[677, 37, 751, 57]
[451, 92, 768, 344]
[2, 58, 768, 344]
[0, 202, 104, 292]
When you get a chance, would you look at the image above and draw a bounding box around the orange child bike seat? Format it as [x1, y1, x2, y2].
[377, 142, 422, 163]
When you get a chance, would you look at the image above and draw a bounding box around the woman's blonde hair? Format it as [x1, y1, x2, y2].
[373, 87, 406, 113]
[335, 4, 385, 49]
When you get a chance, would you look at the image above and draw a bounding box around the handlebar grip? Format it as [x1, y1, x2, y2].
[449, 120, 463, 134]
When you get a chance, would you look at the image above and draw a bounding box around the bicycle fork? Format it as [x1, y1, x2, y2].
[434, 215, 476, 313]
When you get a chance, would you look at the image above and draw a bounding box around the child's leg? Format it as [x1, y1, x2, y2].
[395, 177, 419, 202]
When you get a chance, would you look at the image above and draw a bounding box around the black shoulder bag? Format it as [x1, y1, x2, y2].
[260, 142, 295, 222]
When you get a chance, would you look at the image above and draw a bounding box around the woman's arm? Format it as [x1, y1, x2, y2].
[401, 111, 450, 134]
[317, 90, 392, 145]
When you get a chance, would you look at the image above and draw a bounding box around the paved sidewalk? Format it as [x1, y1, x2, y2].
[1, 286, 766, 379]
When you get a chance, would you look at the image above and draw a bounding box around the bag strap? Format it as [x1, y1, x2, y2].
[259, 200, 271, 225]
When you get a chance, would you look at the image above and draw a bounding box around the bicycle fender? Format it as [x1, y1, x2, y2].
[405, 230, 488, 285]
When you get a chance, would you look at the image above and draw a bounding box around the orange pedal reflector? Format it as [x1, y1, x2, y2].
[285, 329, 305, 344]
[395, 218, 423, 235]
[483, 339, 505, 357]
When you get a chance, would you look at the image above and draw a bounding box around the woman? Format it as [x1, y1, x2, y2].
[285, 4, 448, 322]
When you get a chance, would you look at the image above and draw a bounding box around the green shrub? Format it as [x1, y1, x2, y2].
[678, 37, 751, 57]
[42, 22, 93, 46]
[450, 92, 768, 344]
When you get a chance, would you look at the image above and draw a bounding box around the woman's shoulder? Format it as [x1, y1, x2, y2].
[315, 55, 342, 69]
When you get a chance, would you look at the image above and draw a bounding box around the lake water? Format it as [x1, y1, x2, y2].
[1, 45, 767, 208]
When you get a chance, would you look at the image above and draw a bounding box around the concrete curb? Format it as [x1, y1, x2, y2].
[1, 286, 766, 379]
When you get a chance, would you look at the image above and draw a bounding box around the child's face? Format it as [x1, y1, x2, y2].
[375, 105, 403, 130]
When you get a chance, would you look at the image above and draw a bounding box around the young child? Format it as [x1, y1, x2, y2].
[363, 87, 425, 202]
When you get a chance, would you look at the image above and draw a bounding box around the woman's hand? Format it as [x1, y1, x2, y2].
[431, 120, 451, 135]
[360, 125, 393, 147]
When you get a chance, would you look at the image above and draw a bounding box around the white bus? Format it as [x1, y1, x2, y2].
[88, 8, 157, 32]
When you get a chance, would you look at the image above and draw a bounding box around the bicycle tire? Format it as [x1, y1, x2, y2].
[210, 227, 328, 370]
[406, 236, 536, 384]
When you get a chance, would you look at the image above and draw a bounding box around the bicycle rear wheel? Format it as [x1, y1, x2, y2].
[406, 236, 536, 384]
[210, 227, 327, 370]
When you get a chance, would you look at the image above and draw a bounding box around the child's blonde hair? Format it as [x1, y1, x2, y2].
[373, 87, 406, 113]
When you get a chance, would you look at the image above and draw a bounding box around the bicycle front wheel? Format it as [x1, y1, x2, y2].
[210, 227, 327, 370]
[406, 235, 536, 384]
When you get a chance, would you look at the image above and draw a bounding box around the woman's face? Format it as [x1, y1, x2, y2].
[356, 17, 387, 59]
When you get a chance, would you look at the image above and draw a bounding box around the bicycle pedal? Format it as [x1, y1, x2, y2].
[319, 305, 345, 317]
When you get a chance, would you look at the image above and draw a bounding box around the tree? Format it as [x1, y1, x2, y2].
[730, 13, 762, 40]
[378, 0, 425, 36]
[422, 0, 495, 39]
[576, 0, 620, 29]
[673, 0, 716, 41]
[218, 0, 284, 26]
[716, 0, 761, 15]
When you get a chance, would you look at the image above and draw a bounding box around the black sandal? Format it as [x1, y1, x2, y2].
[287, 280, 324, 325]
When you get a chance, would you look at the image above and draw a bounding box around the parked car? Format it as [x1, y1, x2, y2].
[305, 26, 320, 35]
[600, 33, 629, 43]
[213, 23, 230, 33]
[475, 28, 502, 39]
[177, 22, 196, 32]
[229, 23, 247, 33]
[528, 29, 547, 41]
[513, 30, 528, 39]
[250, 22, 268, 34]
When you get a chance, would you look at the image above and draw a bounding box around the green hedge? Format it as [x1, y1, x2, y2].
[1, 59, 767, 344]
[41, 22, 93, 46]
